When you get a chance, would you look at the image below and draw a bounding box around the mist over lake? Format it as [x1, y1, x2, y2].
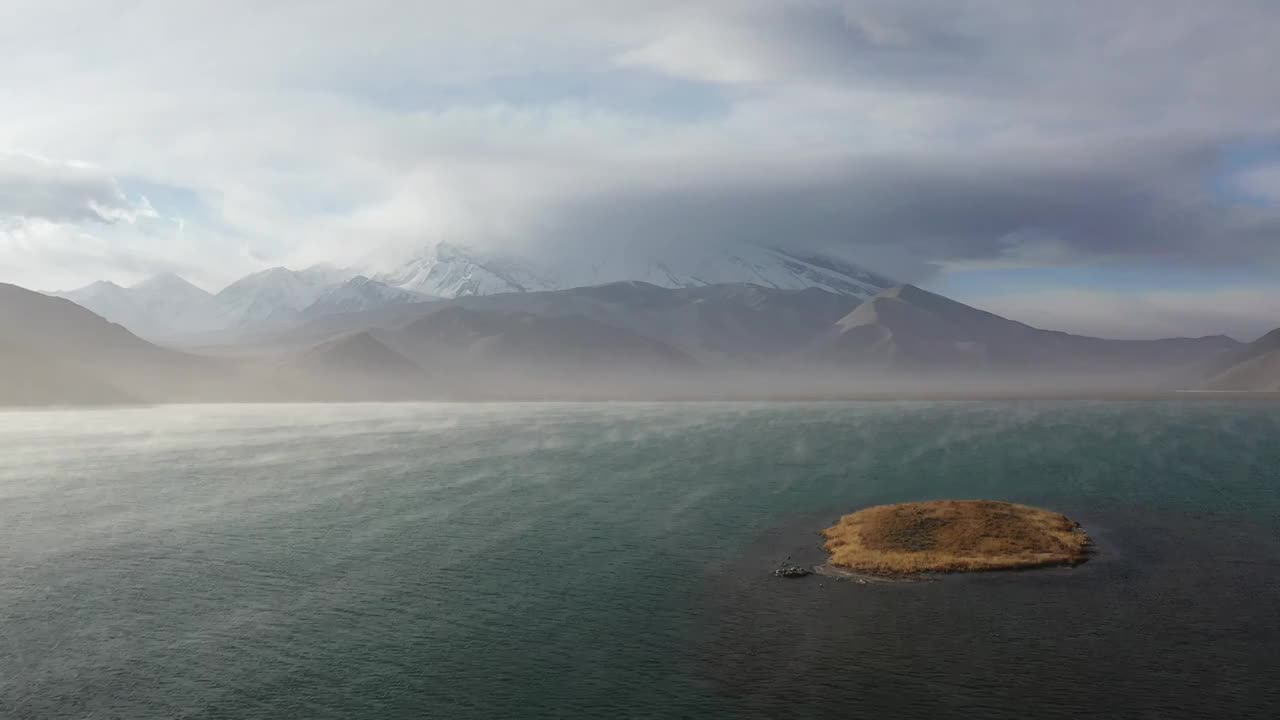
[2, 401, 1278, 719]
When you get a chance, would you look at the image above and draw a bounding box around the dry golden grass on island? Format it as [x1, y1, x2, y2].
[821, 500, 1091, 575]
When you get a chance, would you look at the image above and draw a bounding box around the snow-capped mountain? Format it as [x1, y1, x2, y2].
[377, 241, 896, 299]
[588, 245, 897, 298]
[213, 265, 356, 329]
[50, 243, 896, 341]
[375, 242, 560, 297]
[301, 276, 433, 317]
[55, 280, 135, 322]
[130, 272, 221, 324]
[55, 266, 367, 339]
[54, 272, 223, 340]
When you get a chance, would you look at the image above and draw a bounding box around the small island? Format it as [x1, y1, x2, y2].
[820, 500, 1091, 575]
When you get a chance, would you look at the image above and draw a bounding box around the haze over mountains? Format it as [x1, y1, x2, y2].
[5, 249, 1274, 405]
[55, 272, 225, 340]
[53, 265, 410, 342]
[818, 285, 1242, 372]
[0, 283, 226, 404]
[1199, 329, 1280, 392]
[50, 242, 897, 342]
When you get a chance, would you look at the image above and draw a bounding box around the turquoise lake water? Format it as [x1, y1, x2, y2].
[1, 401, 1277, 718]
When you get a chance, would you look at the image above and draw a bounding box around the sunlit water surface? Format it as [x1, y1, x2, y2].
[1, 402, 1278, 719]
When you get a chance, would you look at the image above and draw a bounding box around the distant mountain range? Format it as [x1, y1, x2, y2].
[817, 284, 1242, 372]
[53, 266, 427, 342]
[213, 264, 358, 329]
[0, 283, 225, 404]
[50, 241, 896, 341]
[9, 268, 1275, 405]
[1199, 328, 1280, 391]
[54, 272, 225, 340]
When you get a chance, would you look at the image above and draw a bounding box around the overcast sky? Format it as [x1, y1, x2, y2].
[3, 0, 1280, 339]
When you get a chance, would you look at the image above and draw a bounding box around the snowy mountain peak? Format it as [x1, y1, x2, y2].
[63, 280, 125, 295]
[302, 275, 431, 317]
[51, 273, 221, 340]
[755, 247, 897, 297]
[52, 243, 895, 339]
[377, 241, 896, 300]
[375, 242, 558, 297]
[131, 272, 212, 298]
[214, 265, 358, 328]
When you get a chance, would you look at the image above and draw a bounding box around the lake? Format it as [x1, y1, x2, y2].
[1, 402, 1277, 718]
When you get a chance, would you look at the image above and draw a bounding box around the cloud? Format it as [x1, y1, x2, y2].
[3, 0, 1280, 324]
[0, 152, 153, 225]
[501, 135, 1280, 283]
[0, 153, 254, 290]
[1235, 164, 1280, 205]
[617, 2, 984, 88]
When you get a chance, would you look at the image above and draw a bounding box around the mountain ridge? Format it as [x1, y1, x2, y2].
[6, 277, 1265, 404]
[1198, 327, 1280, 391]
[302, 276, 432, 318]
[374, 242, 898, 300]
[819, 284, 1242, 373]
[257, 280, 1242, 388]
[0, 283, 232, 404]
[49, 242, 896, 341]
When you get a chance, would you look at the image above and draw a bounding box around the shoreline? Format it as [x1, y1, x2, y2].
[3, 389, 1279, 410]
[811, 563, 934, 584]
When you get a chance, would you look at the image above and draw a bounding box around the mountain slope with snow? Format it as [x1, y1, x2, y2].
[55, 280, 135, 324]
[376, 242, 897, 299]
[577, 245, 897, 298]
[48, 243, 897, 340]
[54, 273, 222, 340]
[302, 276, 433, 318]
[213, 265, 356, 329]
[375, 242, 560, 297]
[54, 266, 365, 339]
